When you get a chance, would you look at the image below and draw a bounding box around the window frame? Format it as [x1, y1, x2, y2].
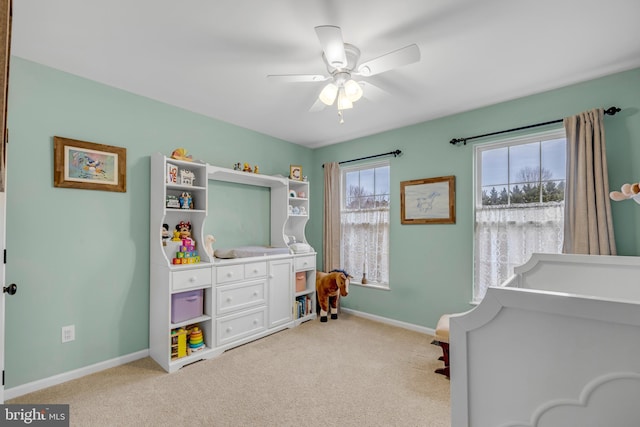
[340, 160, 391, 289]
[472, 128, 567, 302]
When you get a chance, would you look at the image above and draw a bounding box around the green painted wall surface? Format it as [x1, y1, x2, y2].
[5, 58, 312, 389]
[309, 68, 640, 330]
[5, 56, 639, 390]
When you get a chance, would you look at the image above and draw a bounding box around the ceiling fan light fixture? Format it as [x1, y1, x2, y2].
[318, 83, 338, 105]
[337, 87, 353, 110]
[343, 79, 363, 102]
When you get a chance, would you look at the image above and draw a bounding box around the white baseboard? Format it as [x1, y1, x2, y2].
[341, 308, 436, 336]
[5, 313, 431, 400]
[4, 349, 149, 401]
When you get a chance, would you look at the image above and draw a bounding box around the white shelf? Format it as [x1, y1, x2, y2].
[152, 155, 317, 373]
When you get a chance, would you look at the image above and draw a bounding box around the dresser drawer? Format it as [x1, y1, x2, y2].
[244, 261, 267, 279]
[216, 264, 244, 284]
[216, 306, 266, 346]
[172, 268, 211, 292]
[295, 255, 316, 271]
[216, 279, 266, 315]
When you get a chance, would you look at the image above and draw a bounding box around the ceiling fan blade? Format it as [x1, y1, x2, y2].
[359, 81, 389, 102]
[309, 97, 327, 112]
[267, 74, 329, 83]
[315, 25, 347, 68]
[357, 44, 420, 76]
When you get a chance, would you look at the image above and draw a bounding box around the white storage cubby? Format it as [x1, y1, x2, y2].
[150, 154, 316, 373]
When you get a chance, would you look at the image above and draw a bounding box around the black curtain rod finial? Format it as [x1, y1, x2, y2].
[449, 106, 621, 147]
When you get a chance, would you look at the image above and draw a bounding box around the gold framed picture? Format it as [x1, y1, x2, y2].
[54, 136, 127, 192]
[289, 165, 302, 181]
[400, 175, 455, 224]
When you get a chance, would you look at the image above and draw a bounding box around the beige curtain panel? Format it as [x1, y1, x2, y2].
[563, 108, 616, 255]
[323, 162, 341, 272]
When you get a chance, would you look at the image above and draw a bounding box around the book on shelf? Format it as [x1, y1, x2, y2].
[294, 295, 313, 319]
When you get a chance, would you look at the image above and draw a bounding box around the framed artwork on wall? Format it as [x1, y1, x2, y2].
[53, 136, 127, 192]
[289, 164, 302, 181]
[400, 175, 455, 224]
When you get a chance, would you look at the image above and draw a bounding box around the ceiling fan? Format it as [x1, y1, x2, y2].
[268, 25, 421, 123]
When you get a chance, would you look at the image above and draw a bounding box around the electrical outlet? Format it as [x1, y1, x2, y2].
[61, 325, 75, 343]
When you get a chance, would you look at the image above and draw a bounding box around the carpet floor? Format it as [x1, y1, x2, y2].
[9, 313, 451, 426]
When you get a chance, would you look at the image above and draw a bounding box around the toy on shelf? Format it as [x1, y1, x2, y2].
[171, 221, 200, 264]
[233, 163, 241, 171]
[243, 163, 252, 172]
[188, 326, 205, 352]
[253, 165, 259, 174]
[179, 192, 193, 209]
[171, 148, 193, 162]
[204, 234, 216, 259]
[162, 224, 170, 246]
[610, 182, 640, 204]
[171, 328, 188, 360]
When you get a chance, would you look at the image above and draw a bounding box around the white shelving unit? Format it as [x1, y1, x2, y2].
[150, 155, 316, 373]
[150, 153, 217, 373]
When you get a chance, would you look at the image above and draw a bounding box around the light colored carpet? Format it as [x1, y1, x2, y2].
[9, 313, 451, 426]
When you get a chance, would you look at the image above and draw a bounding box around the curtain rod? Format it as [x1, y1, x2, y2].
[449, 106, 621, 146]
[323, 149, 402, 168]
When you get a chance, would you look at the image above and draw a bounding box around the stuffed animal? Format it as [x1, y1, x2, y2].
[171, 148, 193, 162]
[316, 269, 351, 322]
[204, 234, 216, 259]
[610, 182, 640, 201]
[176, 221, 194, 245]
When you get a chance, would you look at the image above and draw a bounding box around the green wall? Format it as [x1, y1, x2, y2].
[309, 67, 640, 329]
[5, 56, 639, 390]
[5, 57, 312, 389]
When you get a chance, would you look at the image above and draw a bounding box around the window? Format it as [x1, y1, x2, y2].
[473, 130, 566, 301]
[341, 161, 390, 287]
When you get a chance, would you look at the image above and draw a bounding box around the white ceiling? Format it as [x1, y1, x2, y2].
[10, 0, 640, 148]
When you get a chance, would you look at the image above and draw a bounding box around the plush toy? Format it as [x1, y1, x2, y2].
[176, 221, 194, 245]
[171, 148, 193, 162]
[204, 234, 216, 259]
[316, 269, 352, 322]
[610, 182, 640, 202]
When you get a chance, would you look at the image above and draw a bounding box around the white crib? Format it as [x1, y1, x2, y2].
[450, 253, 640, 427]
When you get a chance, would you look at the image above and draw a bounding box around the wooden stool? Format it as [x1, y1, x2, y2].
[434, 314, 450, 378]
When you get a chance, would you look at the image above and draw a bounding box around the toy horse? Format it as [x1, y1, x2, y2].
[316, 269, 351, 322]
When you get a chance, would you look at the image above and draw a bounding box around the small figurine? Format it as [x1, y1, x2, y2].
[171, 230, 181, 241]
[179, 192, 193, 209]
[162, 224, 170, 246]
[233, 162, 241, 171]
[253, 165, 259, 174]
[243, 163, 252, 172]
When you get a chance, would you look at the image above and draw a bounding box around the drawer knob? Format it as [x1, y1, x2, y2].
[253, 269, 258, 273]
[226, 272, 233, 277]
[253, 291, 258, 297]
[253, 319, 258, 325]
[303, 262, 308, 266]
[189, 277, 196, 282]
[226, 297, 232, 302]
[226, 327, 233, 333]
